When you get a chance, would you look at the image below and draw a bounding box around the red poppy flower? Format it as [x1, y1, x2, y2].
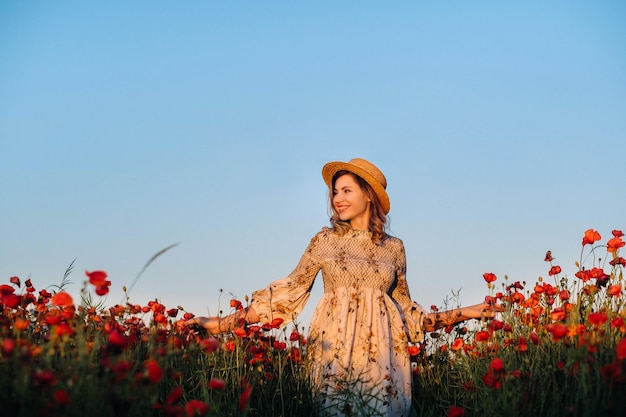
[530, 332, 540, 345]
[34, 369, 57, 387]
[208, 378, 226, 391]
[233, 327, 247, 337]
[289, 346, 301, 363]
[2, 294, 21, 309]
[616, 338, 626, 361]
[588, 312, 608, 327]
[448, 405, 465, 417]
[109, 329, 129, 348]
[144, 359, 163, 383]
[273, 341, 286, 350]
[449, 338, 463, 351]
[9, 276, 20, 287]
[608, 285, 621, 297]
[547, 323, 569, 341]
[224, 340, 235, 352]
[166, 386, 183, 406]
[239, 384, 252, 413]
[482, 371, 501, 389]
[85, 270, 108, 286]
[1, 338, 16, 357]
[407, 345, 420, 356]
[200, 337, 219, 353]
[54, 389, 71, 406]
[51, 292, 74, 307]
[185, 400, 209, 417]
[475, 331, 490, 342]
[613, 230, 625, 238]
[230, 299, 243, 310]
[271, 317, 284, 328]
[548, 266, 561, 276]
[489, 357, 504, 373]
[289, 331, 301, 342]
[483, 273, 497, 283]
[607, 237, 625, 253]
[610, 257, 626, 267]
[582, 229, 601, 246]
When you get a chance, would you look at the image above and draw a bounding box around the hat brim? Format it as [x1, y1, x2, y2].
[322, 161, 390, 214]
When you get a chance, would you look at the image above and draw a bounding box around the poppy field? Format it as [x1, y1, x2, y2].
[1, 228, 625, 417]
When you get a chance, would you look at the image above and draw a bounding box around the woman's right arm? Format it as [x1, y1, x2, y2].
[182, 307, 260, 335]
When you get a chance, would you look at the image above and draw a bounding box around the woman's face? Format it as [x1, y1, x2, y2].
[332, 173, 371, 230]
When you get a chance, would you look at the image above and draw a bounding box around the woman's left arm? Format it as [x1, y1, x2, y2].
[423, 302, 499, 332]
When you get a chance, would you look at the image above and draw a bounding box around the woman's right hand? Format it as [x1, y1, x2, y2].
[182, 316, 222, 334]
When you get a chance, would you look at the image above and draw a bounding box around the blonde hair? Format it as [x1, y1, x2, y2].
[328, 171, 388, 244]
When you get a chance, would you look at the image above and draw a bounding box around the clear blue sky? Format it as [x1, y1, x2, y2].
[1, 1, 624, 329]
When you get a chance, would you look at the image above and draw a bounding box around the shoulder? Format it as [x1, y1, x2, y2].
[305, 227, 336, 246]
[382, 234, 404, 247]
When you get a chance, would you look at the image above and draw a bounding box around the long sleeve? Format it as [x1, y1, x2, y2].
[249, 233, 323, 325]
[389, 239, 426, 343]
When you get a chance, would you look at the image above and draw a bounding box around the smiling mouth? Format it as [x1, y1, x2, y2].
[337, 206, 348, 213]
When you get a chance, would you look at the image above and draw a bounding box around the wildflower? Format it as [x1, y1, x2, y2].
[85, 270, 108, 286]
[273, 341, 286, 350]
[200, 337, 219, 353]
[289, 330, 301, 342]
[489, 357, 504, 373]
[475, 331, 490, 342]
[546, 323, 569, 341]
[613, 230, 625, 238]
[54, 389, 71, 406]
[2, 294, 21, 309]
[582, 229, 601, 246]
[224, 340, 236, 352]
[233, 327, 247, 337]
[108, 329, 129, 349]
[144, 359, 163, 383]
[407, 345, 420, 356]
[289, 346, 301, 362]
[185, 400, 209, 417]
[1, 338, 16, 357]
[448, 405, 465, 417]
[530, 332, 540, 345]
[608, 285, 621, 297]
[483, 273, 497, 283]
[607, 236, 625, 253]
[544, 250, 553, 262]
[239, 384, 252, 413]
[51, 292, 73, 307]
[610, 257, 626, 267]
[515, 337, 528, 353]
[9, 276, 20, 287]
[548, 266, 561, 276]
[451, 338, 464, 351]
[588, 312, 608, 327]
[208, 378, 226, 391]
[230, 299, 243, 310]
[14, 318, 29, 331]
[616, 338, 626, 361]
[611, 317, 625, 331]
[600, 362, 623, 385]
[34, 369, 57, 388]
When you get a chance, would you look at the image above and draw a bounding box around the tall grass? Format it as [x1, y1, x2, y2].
[0, 228, 624, 416]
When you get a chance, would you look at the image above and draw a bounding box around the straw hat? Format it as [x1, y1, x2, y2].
[322, 158, 390, 214]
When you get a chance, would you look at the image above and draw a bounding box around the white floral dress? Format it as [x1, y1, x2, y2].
[250, 228, 425, 417]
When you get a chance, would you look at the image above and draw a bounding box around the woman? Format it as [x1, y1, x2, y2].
[185, 158, 495, 417]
